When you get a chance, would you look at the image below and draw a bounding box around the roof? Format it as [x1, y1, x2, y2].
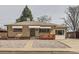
[5, 21, 56, 26]
[5, 21, 67, 28]
[55, 24, 67, 28]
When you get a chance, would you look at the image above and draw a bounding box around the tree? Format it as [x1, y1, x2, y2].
[16, 5, 33, 22]
[63, 6, 79, 38]
[37, 15, 51, 22]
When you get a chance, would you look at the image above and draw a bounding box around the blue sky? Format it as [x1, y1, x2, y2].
[0, 5, 69, 28]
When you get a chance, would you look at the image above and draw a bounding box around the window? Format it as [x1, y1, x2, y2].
[12, 26, 23, 32]
[39, 29, 50, 33]
[13, 28, 22, 32]
[55, 30, 64, 35]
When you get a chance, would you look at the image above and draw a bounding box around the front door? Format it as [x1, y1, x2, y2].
[30, 28, 35, 37]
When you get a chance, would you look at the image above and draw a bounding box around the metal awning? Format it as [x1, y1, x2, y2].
[40, 27, 51, 29]
[29, 26, 40, 28]
[12, 26, 23, 28]
[29, 26, 51, 29]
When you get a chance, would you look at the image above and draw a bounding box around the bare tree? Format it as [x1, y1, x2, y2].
[37, 15, 51, 22]
[63, 6, 79, 38]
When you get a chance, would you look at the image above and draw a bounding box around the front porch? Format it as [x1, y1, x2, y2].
[29, 26, 52, 36]
[29, 26, 55, 40]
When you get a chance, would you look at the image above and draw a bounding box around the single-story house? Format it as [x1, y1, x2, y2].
[5, 21, 67, 39]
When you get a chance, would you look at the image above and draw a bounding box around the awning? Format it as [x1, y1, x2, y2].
[40, 27, 51, 29]
[12, 26, 23, 28]
[29, 26, 40, 28]
[29, 26, 51, 29]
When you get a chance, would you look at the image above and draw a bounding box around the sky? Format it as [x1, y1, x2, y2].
[0, 5, 69, 28]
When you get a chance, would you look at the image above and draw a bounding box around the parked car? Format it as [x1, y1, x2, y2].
[39, 34, 55, 40]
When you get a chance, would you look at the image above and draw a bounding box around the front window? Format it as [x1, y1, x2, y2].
[39, 29, 50, 33]
[13, 28, 22, 32]
[55, 30, 64, 35]
[12, 26, 23, 32]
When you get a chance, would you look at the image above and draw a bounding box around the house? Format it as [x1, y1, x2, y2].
[5, 21, 67, 39]
[0, 28, 7, 39]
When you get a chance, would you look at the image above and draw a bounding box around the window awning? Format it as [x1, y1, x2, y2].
[29, 26, 40, 28]
[40, 27, 51, 29]
[29, 26, 51, 29]
[12, 26, 23, 28]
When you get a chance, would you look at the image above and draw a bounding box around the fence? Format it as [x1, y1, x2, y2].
[66, 32, 79, 38]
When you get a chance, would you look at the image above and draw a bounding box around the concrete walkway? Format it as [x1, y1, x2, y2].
[25, 40, 33, 48]
[57, 39, 79, 48]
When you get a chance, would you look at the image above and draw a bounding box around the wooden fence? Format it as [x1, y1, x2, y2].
[66, 32, 79, 38]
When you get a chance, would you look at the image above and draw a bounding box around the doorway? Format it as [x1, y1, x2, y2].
[30, 28, 35, 37]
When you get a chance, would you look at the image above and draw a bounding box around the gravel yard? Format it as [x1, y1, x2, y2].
[0, 40, 28, 48]
[32, 40, 70, 48]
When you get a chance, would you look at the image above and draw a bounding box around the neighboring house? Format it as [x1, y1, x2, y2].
[0, 28, 7, 39]
[5, 21, 67, 39]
